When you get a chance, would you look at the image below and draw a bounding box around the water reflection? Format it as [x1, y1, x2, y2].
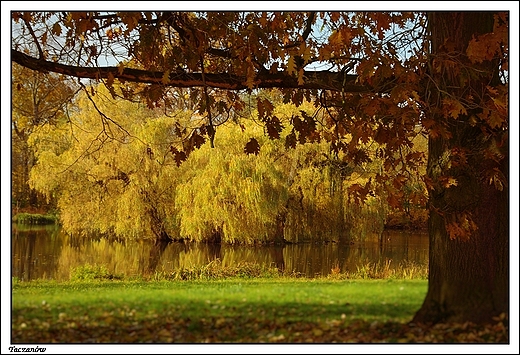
[11, 225, 428, 281]
[146, 239, 170, 275]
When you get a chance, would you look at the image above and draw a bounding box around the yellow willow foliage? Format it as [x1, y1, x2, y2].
[29, 85, 414, 243]
[56, 236, 156, 280]
[29, 84, 186, 239]
[175, 95, 390, 244]
[175, 122, 288, 244]
[279, 134, 390, 242]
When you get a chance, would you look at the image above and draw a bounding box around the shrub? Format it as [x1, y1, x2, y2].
[166, 259, 280, 281]
[70, 264, 122, 281]
[12, 212, 58, 225]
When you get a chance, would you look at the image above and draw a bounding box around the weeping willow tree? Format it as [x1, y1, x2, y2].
[272, 98, 392, 243]
[174, 94, 395, 244]
[29, 84, 421, 243]
[282, 137, 390, 243]
[175, 120, 289, 244]
[29, 84, 195, 240]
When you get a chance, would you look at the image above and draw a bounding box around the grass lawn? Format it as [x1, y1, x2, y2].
[12, 278, 426, 343]
[10, 277, 509, 345]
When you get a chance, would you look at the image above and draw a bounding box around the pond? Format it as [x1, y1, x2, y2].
[11, 224, 428, 281]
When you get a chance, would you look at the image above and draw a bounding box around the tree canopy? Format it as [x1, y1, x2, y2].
[9, 9, 509, 239]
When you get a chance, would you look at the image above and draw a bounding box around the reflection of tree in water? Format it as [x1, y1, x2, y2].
[13, 228, 428, 280]
[12, 230, 36, 281]
[12, 225, 63, 281]
[145, 241, 223, 275]
[269, 245, 285, 273]
[205, 242, 222, 262]
[146, 239, 171, 274]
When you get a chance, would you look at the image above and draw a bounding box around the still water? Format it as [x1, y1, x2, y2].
[12, 224, 428, 281]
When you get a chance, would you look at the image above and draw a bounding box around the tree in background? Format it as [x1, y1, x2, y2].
[28, 86, 396, 244]
[12, 10, 509, 325]
[29, 84, 197, 240]
[11, 63, 78, 212]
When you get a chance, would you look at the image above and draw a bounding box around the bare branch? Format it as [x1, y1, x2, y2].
[22, 16, 45, 59]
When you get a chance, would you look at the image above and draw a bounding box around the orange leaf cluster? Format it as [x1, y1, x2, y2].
[445, 212, 478, 241]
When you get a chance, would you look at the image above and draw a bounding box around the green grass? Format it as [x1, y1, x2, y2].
[12, 278, 427, 343]
[12, 212, 58, 225]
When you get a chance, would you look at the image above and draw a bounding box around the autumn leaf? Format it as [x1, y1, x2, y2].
[269, 61, 279, 73]
[106, 28, 114, 40]
[52, 22, 62, 36]
[442, 97, 467, 119]
[11, 12, 22, 22]
[297, 68, 305, 86]
[488, 109, 507, 129]
[257, 98, 274, 120]
[466, 33, 501, 64]
[144, 85, 163, 108]
[285, 131, 297, 149]
[265, 116, 284, 140]
[439, 176, 458, 188]
[387, 192, 402, 209]
[392, 174, 407, 190]
[287, 55, 296, 75]
[405, 151, 426, 164]
[292, 112, 318, 144]
[162, 70, 170, 85]
[302, 45, 312, 64]
[118, 62, 125, 76]
[328, 30, 342, 46]
[182, 131, 206, 155]
[106, 72, 115, 88]
[191, 133, 206, 149]
[449, 147, 467, 167]
[477, 108, 506, 130]
[347, 182, 371, 204]
[246, 70, 256, 90]
[445, 212, 477, 241]
[244, 138, 260, 155]
[169, 146, 187, 167]
[486, 167, 506, 191]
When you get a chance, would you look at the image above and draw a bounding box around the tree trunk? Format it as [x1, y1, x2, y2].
[413, 12, 509, 325]
[141, 190, 172, 241]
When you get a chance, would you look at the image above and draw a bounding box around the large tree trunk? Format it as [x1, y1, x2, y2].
[413, 12, 509, 325]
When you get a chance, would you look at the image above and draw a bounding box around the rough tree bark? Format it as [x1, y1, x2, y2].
[412, 12, 509, 325]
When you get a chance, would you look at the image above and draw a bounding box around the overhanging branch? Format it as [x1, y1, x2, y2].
[12, 49, 377, 93]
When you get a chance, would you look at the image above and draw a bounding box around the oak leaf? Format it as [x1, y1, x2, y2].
[170, 146, 187, 167]
[442, 98, 467, 119]
[285, 131, 297, 149]
[162, 70, 170, 85]
[52, 22, 62, 36]
[265, 116, 284, 140]
[257, 98, 274, 120]
[466, 33, 500, 64]
[287, 55, 296, 75]
[244, 138, 260, 155]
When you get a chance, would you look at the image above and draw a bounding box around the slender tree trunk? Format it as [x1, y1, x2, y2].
[413, 12, 509, 325]
[142, 190, 172, 241]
